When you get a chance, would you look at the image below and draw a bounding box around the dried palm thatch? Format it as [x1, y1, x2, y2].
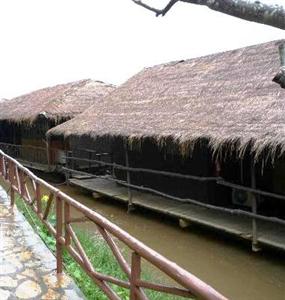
[0, 79, 115, 124]
[47, 40, 285, 160]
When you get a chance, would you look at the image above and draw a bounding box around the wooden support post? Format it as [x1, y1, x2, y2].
[71, 151, 75, 171]
[65, 151, 71, 185]
[130, 252, 141, 300]
[88, 151, 92, 173]
[125, 147, 134, 212]
[251, 161, 260, 252]
[46, 139, 51, 171]
[64, 201, 71, 247]
[36, 182, 42, 216]
[10, 187, 15, 208]
[111, 153, 115, 177]
[18, 170, 24, 197]
[56, 196, 63, 274]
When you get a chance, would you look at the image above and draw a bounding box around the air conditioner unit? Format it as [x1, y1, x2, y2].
[232, 188, 252, 208]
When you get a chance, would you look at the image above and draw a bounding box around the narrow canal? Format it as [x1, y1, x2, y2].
[56, 183, 285, 300]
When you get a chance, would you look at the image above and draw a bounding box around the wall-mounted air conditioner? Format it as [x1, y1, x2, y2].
[232, 188, 252, 208]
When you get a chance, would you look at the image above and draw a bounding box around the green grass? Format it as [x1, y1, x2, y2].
[15, 195, 187, 300]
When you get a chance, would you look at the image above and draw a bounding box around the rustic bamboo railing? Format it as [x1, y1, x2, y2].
[0, 142, 51, 165]
[64, 154, 285, 252]
[0, 149, 226, 300]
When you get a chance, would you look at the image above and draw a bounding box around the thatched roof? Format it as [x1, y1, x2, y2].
[0, 79, 115, 124]
[47, 40, 285, 159]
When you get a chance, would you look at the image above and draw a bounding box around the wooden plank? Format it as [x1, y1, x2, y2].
[69, 178, 129, 200]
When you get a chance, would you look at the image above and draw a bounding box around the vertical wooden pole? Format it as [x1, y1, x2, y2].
[125, 146, 133, 212]
[111, 153, 115, 177]
[88, 151, 92, 173]
[56, 196, 63, 274]
[71, 151, 75, 171]
[8, 160, 12, 184]
[10, 187, 15, 208]
[19, 171, 24, 197]
[46, 139, 51, 171]
[0, 155, 3, 176]
[35, 182, 42, 216]
[66, 151, 71, 185]
[251, 161, 260, 252]
[8, 160, 15, 208]
[64, 202, 71, 247]
[130, 252, 141, 300]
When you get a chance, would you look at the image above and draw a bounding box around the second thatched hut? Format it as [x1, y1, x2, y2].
[0, 79, 115, 170]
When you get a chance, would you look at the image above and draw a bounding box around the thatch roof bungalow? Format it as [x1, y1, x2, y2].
[47, 40, 285, 215]
[0, 79, 115, 124]
[0, 79, 115, 169]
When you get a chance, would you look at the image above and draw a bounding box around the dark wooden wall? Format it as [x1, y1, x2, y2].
[111, 138, 225, 205]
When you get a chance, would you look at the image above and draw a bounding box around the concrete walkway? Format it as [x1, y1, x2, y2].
[0, 186, 84, 300]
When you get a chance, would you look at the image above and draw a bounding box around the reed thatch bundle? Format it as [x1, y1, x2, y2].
[0, 79, 115, 124]
[47, 41, 285, 159]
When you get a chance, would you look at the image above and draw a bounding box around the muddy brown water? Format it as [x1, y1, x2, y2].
[55, 184, 285, 300]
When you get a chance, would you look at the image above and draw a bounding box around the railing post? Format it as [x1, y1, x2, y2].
[125, 146, 134, 212]
[65, 151, 71, 185]
[64, 201, 71, 247]
[0, 154, 3, 176]
[46, 140, 51, 170]
[111, 152, 115, 177]
[250, 161, 260, 252]
[130, 252, 141, 300]
[19, 170, 24, 197]
[88, 151, 92, 173]
[35, 182, 42, 216]
[10, 186, 15, 208]
[56, 195, 63, 274]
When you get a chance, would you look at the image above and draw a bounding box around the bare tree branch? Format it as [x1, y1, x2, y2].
[132, 0, 285, 30]
[132, 0, 178, 16]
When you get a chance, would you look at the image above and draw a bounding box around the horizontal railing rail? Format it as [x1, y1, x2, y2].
[62, 166, 285, 227]
[65, 153, 285, 252]
[65, 155, 219, 182]
[0, 142, 56, 166]
[0, 149, 226, 300]
[72, 147, 111, 156]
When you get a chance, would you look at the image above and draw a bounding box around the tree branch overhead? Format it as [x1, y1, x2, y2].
[132, 0, 285, 30]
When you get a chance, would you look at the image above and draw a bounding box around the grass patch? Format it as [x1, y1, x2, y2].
[15, 195, 187, 299]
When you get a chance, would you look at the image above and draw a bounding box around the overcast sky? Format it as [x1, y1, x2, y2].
[0, 0, 284, 99]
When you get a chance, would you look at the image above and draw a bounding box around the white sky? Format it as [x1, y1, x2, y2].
[0, 0, 284, 99]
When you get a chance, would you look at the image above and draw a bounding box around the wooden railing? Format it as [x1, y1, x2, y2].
[0, 142, 49, 165]
[0, 149, 226, 300]
[66, 148, 112, 175]
[64, 154, 285, 252]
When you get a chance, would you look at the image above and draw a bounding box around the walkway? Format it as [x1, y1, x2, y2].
[69, 177, 285, 252]
[0, 186, 84, 300]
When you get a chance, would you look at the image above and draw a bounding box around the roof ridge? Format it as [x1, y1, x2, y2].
[143, 39, 283, 71]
